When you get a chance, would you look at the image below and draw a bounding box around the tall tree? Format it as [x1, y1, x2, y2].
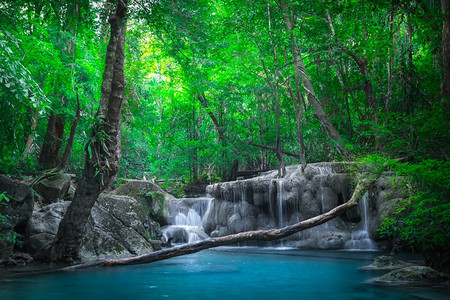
[442, 0, 450, 129]
[50, 0, 128, 262]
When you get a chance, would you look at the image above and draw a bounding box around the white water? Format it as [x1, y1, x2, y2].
[268, 179, 284, 228]
[162, 198, 212, 244]
[277, 180, 284, 228]
[317, 165, 332, 229]
[345, 193, 376, 250]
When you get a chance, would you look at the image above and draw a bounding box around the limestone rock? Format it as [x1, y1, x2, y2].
[202, 163, 357, 248]
[0, 175, 34, 263]
[82, 193, 162, 259]
[359, 255, 413, 271]
[110, 180, 175, 225]
[25, 193, 163, 260]
[370, 266, 450, 286]
[200, 162, 408, 250]
[25, 201, 70, 255]
[33, 173, 71, 204]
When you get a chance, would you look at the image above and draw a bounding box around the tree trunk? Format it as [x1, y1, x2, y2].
[23, 105, 38, 158]
[197, 92, 226, 145]
[273, 45, 285, 178]
[58, 92, 81, 170]
[50, 0, 128, 263]
[277, 3, 345, 155]
[281, 0, 307, 171]
[38, 112, 65, 170]
[442, 0, 450, 129]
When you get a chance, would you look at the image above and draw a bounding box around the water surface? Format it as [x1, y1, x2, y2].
[1, 248, 448, 300]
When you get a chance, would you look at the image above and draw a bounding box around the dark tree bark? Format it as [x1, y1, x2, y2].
[50, 0, 128, 262]
[63, 179, 373, 270]
[442, 0, 450, 129]
[58, 93, 81, 170]
[38, 112, 65, 170]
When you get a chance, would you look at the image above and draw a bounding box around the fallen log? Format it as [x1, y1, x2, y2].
[64, 177, 374, 270]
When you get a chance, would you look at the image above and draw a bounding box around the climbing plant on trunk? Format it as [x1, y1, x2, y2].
[50, 0, 128, 262]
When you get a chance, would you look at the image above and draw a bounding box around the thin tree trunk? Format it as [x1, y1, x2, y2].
[197, 93, 226, 145]
[58, 92, 81, 170]
[442, 0, 450, 129]
[273, 45, 285, 178]
[281, 0, 307, 171]
[325, 10, 354, 138]
[23, 106, 38, 158]
[277, 3, 345, 155]
[64, 178, 374, 269]
[50, 0, 128, 262]
[38, 112, 65, 170]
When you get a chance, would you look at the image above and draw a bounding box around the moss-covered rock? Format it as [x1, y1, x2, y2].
[359, 255, 413, 271]
[369, 266, 450, 286]
[110, 180, 175, 225]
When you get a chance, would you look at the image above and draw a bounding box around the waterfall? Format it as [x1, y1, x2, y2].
[268, 180, 276, 224]
[277, 180, 284, 228]
[345, 193, 376, 250]
[162, 198, 213, 244]
[268, 180, 284, 228]
[317, 165, 333, 229]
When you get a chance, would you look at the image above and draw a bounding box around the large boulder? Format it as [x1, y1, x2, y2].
[359, 255, 413, 271]
[26, 193, 163, 259]
[0, 175, 34, 263]
[110, 180, 175, 225]
[82, 193, 162, 258]
[33, 172, 71, 204]
[25, 201, 70, 255]
[369, 266, 450, 286]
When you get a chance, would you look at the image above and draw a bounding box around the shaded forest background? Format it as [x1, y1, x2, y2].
[0, 0, 449, 262]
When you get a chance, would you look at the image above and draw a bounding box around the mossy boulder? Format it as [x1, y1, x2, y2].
[33, 172, 71, 204]
[110, 180, 175, 225]
[369, 266, 450, 286]
[359, 255, 413, 271]
[0, 175, 34, 263]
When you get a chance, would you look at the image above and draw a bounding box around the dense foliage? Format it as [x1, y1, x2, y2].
[0, 1, 448, 257]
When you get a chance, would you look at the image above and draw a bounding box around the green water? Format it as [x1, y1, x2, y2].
[1, 248, 448, 300]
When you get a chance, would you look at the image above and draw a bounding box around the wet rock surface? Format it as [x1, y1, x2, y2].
[359, 255, 413, 271]
[0, 175, 34, 263]
[26, 191, 163, 260]
[369, 266, 450, 286]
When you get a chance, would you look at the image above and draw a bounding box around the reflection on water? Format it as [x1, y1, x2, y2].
[0, 248, 448, 300]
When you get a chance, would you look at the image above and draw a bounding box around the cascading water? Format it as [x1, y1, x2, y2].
[317, 165, 332, 229]
[268, 179, 284, 228]
[345, 192, 376, 250]
[277, 180, 284, 228]
[162, 197, 213, 244]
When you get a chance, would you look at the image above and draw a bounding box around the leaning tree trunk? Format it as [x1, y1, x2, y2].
[50, 0, 128, 263]
[63, 178, 374, 269]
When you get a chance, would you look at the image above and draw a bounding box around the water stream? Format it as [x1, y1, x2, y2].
[317, 165, 333, 229]
[345, 193, 376, 250]
[162, 198, 212, 244]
